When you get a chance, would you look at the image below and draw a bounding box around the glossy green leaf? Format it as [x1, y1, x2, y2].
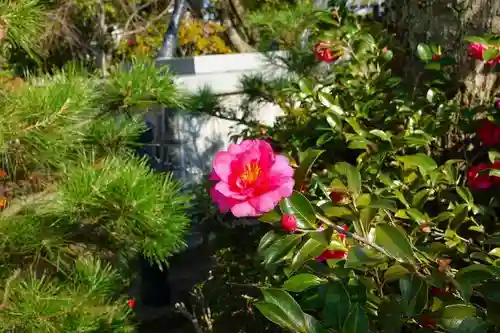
[454, 317, 489, 333]
[294, 149, 324, 190]
[417, 43, 433, 62]
[254, 301, 293, 330]
[342, 304, 369, 333]
[258, 230, 280, 255]
[440, 304, 477, 329]
[334, 162, 361, 197]
[262, 235, 302, 266]
[323, 282, 350, 330]
[397, 153, 437, 176]
[384, 264, 410, 282]
[321, 204, 355, 219]
[399, 274, 428, 316]
[456, 186, 474, 205]
[299, 78, 314, 95]
[291, 238, 325, 270]
[374, 224, 415, 262]
[483, 47, 499, 62]
[378, 298, 404, 333]
[259, 210, 281, 224]
[280, 191, 317, 229]
[304, 313, 324, 333]
[283, 273, 326, 293]
[261, 288, 306, 331]
[345, 246, 385, 269]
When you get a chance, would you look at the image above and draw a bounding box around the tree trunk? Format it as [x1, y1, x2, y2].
[220, 0, 255, 53]
[386, 0, 500, 105]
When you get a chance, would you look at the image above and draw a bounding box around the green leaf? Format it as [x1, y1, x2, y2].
[449, 204, 468, 229]
[259, 210, 281, 224]
[345, 246, 385, 269]
[378, 298, 404, 333]
[258, 230, 280, 255]
[374, 224, 415, 262]
[342, 304, 369, 333]
[326, 113, 343, 131]
[318, 92, 344, 116]
[370, 129, 391, 142]
[483, 47, 499, 62]
[299, 78, 314, 95]
[283, 274, 326, 293]
[417, 43, 433, 62]
[280, 192, 317, 229]
[294, 149, 324, 189]
[323, 282, 350, 330]
[304, 313, 324, 333]
[254, 301, 293, 330]
[440, 304, 477, 329]
[261, 288, 306, 331]
[399, 274, 428, 316]
[359, 208, 376, 234]
[463, 36, 487, 44]
[320, 204, 355, 219]
[397, 154, 437, 176]
[334, 162, 361, 197]
[454, 317, 489, 333]
[384, 264, 410, 282]
[456, 186, 474, 205]
[291, 238, 325, 270]
[262, 235, 302, 266]
[367, 199, 398, 212]
[455, 264, 494, 286]
[489, 151, 500, 163]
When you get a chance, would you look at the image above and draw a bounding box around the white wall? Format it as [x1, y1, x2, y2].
[150, 52, 286, 184]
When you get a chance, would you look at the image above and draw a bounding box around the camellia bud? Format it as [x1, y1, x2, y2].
[420, 224, 431, 233]
[281, 214, 297, 233]
[259, 127, 267, 136]
[127, 299, 135, 308]
[321, 168, 328, 176]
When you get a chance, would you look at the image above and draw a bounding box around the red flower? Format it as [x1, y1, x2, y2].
[127, 299, 135, 308]
[432, 54, 440, 61]
[281, 214, 297, 233]
[313, 42, 339, 63]
[468, 163, 493, 189]
[493, 161, 500, 184]
[477, 119, 500, 146]
[315, 249, 347, 262]
[422, 314, 437, 329]
[431, 288, 449, 295]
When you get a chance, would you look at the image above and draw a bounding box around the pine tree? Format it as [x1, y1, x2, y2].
[0, 2, 191, 332]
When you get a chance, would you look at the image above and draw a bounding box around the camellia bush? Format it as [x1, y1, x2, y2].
[208, 5, 500, 333]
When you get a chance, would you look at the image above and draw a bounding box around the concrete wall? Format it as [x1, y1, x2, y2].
[149, 52, 287, 184]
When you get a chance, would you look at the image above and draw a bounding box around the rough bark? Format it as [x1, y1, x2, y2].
[386, 0, 500, 105]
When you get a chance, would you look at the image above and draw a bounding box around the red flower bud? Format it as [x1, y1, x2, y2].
[339, 224, 348, 240]
[281, 214, 297, 233]
[127, 299, 135, 308]
[432, 54, 440, 61]
[315, 249, 347, 262]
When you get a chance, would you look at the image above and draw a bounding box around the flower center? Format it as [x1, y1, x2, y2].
[240, 162, 261, 185]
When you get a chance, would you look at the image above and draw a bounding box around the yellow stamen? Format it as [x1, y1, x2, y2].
[240, 163, 261, 185]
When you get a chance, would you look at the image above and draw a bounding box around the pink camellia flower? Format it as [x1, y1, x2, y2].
[468, 43, 500, 65]
[281, 214, 297, 233]
[467, 163, 493, 189]
[468, 43, 487, 60]
[315, 249, 347, 262]
[210, 140, 294, 217]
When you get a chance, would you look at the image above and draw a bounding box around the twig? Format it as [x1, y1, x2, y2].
[122, 5, 172, 37]
[175, 302, 204, 333]
[1, 269, 20, 306]
[124, 0, 157, 32]
[315, 213, 390, 256]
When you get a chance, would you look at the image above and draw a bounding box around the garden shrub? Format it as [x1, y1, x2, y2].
[209, 5, 500, 333]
